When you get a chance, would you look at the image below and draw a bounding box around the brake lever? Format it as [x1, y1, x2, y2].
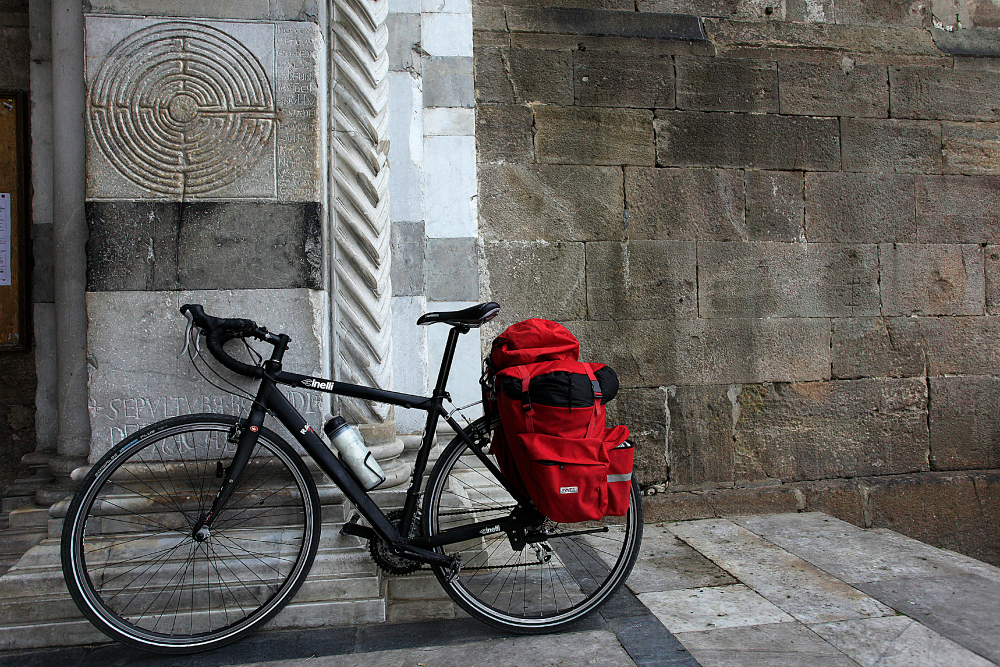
[177, 309, 201, 359]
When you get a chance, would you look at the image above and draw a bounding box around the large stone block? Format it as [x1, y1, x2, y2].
[604, 387, 671, 484]
[942, 121, 1000, 175]
[879, 243, 985, 316]
[805, 172, 916, 243]
[865, 472, 999, 565]
[474, 47, 514, 104]
[919, 316, 1000, 376]
[87, 289, 330, 458]
[778, 61, 888, 118]
[655, 111, 840, 170]
[424, 135, 477, 237]
[478, 164, 624, 242]
[475, 103, 534, 163]
[734, 378, 930, 483]
[573, 50, 674, 108]
[745, 170, 804, 242]
[928, 376, 1000, 470]
[916, 175, 1000, 243]
[637, 0, 772, 20]
[698, 241, 880, 318]
[483, 241, 587, 321]
[507, 48, 573, 104]
[425, 237, 479, 301]
[87, 201, 322, 291]
[831, 317, 925, 380]
[569, 317, 832, 386]
[675, 56, 778, 113]
[625, 167, 746, 241]
[841, 118, 942, 173]
[388, 71, 423, 222]
[535, 106, 654, 166]
[586, 240, 698, 320]
[890, 68, 1000, 121]
[660, 384, 737, 489]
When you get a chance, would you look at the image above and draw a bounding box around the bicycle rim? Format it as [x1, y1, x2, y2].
[61, 415, 320, 653]
[424, 417, 642, 633]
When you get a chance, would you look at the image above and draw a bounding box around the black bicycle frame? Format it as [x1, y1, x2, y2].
[202, 325, 531, 568]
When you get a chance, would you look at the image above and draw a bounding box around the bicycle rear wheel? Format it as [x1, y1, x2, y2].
[61, 414, 321, 654]
[423, 416, 643, 633]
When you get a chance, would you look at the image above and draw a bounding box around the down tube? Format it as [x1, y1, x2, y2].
[266, 389, 399, 541]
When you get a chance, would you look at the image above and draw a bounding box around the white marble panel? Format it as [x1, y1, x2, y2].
[638, 585, 795, 633]
[811, 616, 996, 667]
[389, 71, 425, 222]
[421, 0, 471, 13]
[420, 13, 473, 57]
[391, 296, 430, 435]
[424, 135, 477, 238]
[423, 107, 475, 136]
[669, 518, 894, 624]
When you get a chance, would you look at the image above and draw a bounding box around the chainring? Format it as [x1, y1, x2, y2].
[369, 509, 424, 575]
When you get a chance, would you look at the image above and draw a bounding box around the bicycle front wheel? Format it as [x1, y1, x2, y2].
[61, 414, 321, 654]
[423, 416, 643, 633]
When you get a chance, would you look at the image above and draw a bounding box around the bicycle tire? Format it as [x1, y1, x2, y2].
[61, 414, 321, 654]
[423, 416, 643, 633]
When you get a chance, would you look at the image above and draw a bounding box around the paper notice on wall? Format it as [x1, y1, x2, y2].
[0, 193, 10, 286]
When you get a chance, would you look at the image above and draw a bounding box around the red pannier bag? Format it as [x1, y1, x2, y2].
[482, 319, 633, 522]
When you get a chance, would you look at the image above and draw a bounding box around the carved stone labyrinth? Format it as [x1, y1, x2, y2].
[89, 22, 277, 197]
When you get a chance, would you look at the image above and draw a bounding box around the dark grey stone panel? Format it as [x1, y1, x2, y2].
[387, 13, 420, 74]
[87, 201, 322, 291]
[391, 221, 424, 297]
[423, 56, 474, 108]
[932, 27, 1000, 56]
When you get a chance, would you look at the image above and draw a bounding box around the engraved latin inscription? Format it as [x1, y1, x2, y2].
[89, 22, 277, 197]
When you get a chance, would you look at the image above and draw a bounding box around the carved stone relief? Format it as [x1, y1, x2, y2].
[85, 17, 321, 202]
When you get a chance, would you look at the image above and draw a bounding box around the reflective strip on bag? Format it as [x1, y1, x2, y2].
[607, 473, 631, 483]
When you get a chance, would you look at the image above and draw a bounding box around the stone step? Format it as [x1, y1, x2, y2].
[0, 527, 47, 556]
[7, 505, 51, 529]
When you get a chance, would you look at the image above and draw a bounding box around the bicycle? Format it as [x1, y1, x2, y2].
[60, 302, 643, 653]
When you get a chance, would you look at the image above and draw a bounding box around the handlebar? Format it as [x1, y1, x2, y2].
[180, 304, 286, 378]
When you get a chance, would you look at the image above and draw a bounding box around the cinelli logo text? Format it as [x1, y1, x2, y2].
[302, 378, 335, 391]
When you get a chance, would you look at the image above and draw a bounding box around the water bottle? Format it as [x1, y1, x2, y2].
[323, 415, 386, 490]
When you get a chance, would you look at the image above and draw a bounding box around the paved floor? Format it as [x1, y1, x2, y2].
[0, 512, 997, 667]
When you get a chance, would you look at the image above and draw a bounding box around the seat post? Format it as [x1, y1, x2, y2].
[433, 325, 469, 397]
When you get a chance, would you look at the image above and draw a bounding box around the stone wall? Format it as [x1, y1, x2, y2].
[474, 1, 1000, 563]
[0, 0, 35, 494]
